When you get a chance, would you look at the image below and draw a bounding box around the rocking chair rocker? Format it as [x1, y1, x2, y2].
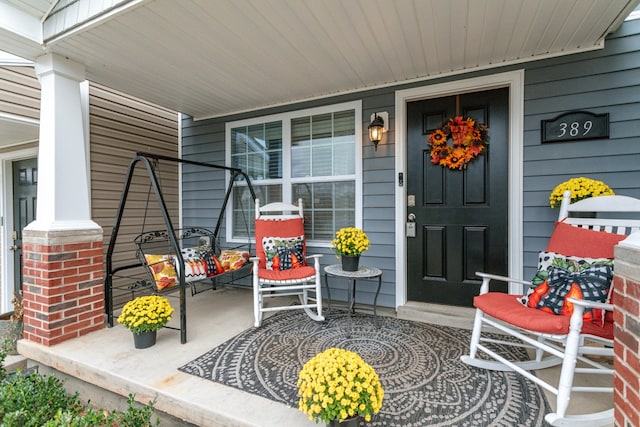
[251, 199, 324, 327]
[461, 190, 640, 426]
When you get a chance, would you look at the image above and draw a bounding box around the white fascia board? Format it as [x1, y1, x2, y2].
[0, 49, 33, 65]
[0, 2, 42, 44]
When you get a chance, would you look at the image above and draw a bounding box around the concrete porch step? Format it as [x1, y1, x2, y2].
[397, 301, 475, 330]
[2, 353, 27, 372]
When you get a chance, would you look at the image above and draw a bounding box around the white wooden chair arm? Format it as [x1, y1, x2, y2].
[305, 253, 322, 268]
[475, 271, 532, 294]
[566, 298, 613, 312]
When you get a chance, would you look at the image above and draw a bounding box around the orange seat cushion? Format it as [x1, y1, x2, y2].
[258, 265, 316, 281]
[474, 292, 613, 339]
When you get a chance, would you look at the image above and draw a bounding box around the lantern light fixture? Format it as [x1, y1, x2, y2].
[368, 112, 388, 151]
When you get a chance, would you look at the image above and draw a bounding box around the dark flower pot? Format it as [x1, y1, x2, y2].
[328, 416, 361, 426]
[133, 330, 157, 349]
[341, 255, 360, 272]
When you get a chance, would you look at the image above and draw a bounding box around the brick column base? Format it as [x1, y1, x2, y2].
[22, 228, 104, 346]
[613, 243, 640, 427]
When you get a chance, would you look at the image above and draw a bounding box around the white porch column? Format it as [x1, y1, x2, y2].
[27, 53, 99, 231]
[19, 54, 104, 346]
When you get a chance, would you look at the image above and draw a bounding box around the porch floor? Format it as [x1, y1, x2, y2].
[15, 286, 613, 427]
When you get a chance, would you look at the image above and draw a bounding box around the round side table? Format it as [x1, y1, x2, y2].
[323, 264, 382, 336]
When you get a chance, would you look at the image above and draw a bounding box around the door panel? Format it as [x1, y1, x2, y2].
[406, 88, 509, 306]
[12, 158, 37, 295]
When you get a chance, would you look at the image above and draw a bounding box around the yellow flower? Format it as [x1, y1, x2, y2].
[549, 177, 614, 208]
[297, 348, 384, 424]
[116, 295, 174, 334]
[330, 228, 370, 257]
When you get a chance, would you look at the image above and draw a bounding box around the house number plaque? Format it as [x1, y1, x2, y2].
[541, 111, 609, 143]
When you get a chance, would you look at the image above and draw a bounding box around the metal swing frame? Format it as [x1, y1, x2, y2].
[104, 152, 256, 343]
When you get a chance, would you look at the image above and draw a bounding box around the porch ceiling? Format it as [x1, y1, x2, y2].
[1, 0, 639, 120]
[0, 117, 38, 146]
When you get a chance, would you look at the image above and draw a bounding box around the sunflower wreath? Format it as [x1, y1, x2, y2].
[427, 116, 488, 170]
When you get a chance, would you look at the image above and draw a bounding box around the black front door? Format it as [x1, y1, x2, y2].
[406, 88, 509, 306]
[12, 158, 37, 294]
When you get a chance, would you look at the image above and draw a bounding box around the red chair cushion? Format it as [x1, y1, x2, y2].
[474, 292, 613, 339]
[255, 218, 306, 269]
[547, 221, 627, 258]
[258, 265, 316, 281]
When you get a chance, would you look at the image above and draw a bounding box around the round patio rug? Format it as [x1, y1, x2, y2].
[179, 310, 551, 426]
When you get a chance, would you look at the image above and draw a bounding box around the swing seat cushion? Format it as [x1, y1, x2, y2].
[219, 250, 250, 271]
[181, 246, 224, 281]
[145, 246, 227, 291]
[144, 254, 178, 291]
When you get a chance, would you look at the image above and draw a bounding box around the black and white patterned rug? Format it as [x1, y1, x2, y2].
[179, 310, 551, 426]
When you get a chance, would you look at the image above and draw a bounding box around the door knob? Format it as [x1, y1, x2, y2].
[406, 213, 416, 237]
[9, 245, 19, 251]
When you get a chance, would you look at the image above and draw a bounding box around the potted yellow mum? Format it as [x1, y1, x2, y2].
[330, 227, 370, 272]
[549, 177, 614, 208]
[117, 295, 174, 349]
[297, 347, 384, 426]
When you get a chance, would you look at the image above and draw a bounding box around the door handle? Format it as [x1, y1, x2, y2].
[406, 213, 416, 237]
[9, 245, 20, 251]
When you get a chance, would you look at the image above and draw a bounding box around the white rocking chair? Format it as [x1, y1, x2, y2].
[251, 199, 324, 327]
[461, 190, 640, 426]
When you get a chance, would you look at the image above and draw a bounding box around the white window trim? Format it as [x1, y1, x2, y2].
[225, 100, 363, 247]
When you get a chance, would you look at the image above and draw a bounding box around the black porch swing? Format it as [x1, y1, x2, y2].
[104, 152, 256, 343]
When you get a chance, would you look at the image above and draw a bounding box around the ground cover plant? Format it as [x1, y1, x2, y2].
[0, 340, 160, 426]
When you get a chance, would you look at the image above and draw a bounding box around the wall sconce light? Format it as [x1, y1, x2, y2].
[368, 112, 388, 151]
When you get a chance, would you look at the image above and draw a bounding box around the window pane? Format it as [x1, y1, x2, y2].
[333, 141, 355, 175]
[335, 210, 355, 231]
[334, 110, 355, 136]
[292, 146, 311, 177]
[311, 145, 332, 176]
[311, 113, 332, 147]
[292, 109, 355, 178]
[312, 211, 334, 240]
[312, 182, 334, 209]
[231, 122, 282, 180]
[232, 185, 282, 238]
[292, 117, 311, 147]
[293, 181, 355, 240]
[335, 181, 355, 209]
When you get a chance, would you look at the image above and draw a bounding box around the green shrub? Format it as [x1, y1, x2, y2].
[0, 338, 8, 381]
[1, 341, 160, 426]
[0, 372, 82, 426]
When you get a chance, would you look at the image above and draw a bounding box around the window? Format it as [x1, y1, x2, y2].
[226, 101, 362, 245]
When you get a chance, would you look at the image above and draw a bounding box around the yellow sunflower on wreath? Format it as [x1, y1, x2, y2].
[427, 116, 488, 170]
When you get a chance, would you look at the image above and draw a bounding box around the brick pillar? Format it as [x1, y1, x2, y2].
[22, 229, 104, 346]
[613, 236, 640, 427]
